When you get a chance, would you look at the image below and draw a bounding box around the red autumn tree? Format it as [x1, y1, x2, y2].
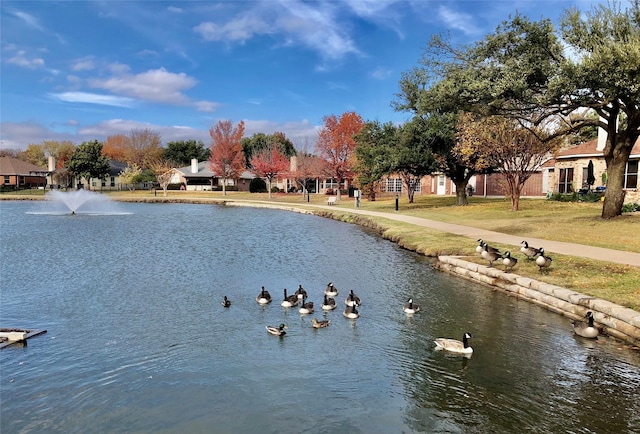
[250, 142, 290, 199]
[209, 120, 246, 195]
[316, 111, 365, 201]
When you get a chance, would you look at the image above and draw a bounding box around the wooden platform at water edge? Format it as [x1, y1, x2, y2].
[0, 328, 47, 349]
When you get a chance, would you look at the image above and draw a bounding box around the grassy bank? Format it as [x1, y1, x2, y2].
[4, 189, 639, 310]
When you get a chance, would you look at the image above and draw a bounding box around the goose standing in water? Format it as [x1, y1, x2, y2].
[299, 295, 314, 314]
[343, 303, 360, 319]
[221, 296, 231, 308]
[434, 332, 473, 355]
[572, 311, 599, 339]
[294, 284, 308, 300]
[535, 248, 553, 272]
[321, 294, 337, 311]
[403, 298, 420, 314]
[281, 288, 299, 307]
[520, 240, 542, 260]
[345, 290, 361, 307]
[311, 318, 330, 329]
[266, 324, 287, 336]
[502, 251, 518, 271]
[256, 286, 272, 304]
[324, 282, 339, 298]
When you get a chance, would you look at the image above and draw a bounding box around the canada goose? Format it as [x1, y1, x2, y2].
[299, 295, 314, 314]
[324, 282, 339, 297]
[256, 286, 272, 304]
[294, 284, 307, 300]
[343, 303, 360, 319]
[281, 288, 299, 307]
[502, 251, 518, 271]
[321, 294, 337, 310]
[479, 239, 500, 255]
[520, 240, 542, 260]
[483, 243, 503, 267]
[311, 318, 330, 329]
[345, 290, 362, 307]
[266, 324, 287, 336]
[221, 296, 231, 308]
[434, 332, 473, 355]
[536, 248, 553, 271]
[572, 311, 599, 339]
[403, 298, 420, 314]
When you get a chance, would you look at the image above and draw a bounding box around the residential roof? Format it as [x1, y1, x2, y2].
[556, 138, 640, 160]
[0, 156, 48, 175]
[176, 161, 255, 179]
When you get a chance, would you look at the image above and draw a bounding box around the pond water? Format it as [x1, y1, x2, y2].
[1, 199, 639, 433]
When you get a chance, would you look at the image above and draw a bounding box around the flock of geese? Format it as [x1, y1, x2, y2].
[221, 282, 477, 355]
[477, 239, 601, 340]
[476, 239, 553, 272]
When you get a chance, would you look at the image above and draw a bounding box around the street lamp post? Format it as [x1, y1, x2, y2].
[395, 194, 399, 211]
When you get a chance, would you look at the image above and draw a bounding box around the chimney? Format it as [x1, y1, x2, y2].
[597, 114, 618, 152]
[48, 156, 56, 171]
[191, 158, 198, 174]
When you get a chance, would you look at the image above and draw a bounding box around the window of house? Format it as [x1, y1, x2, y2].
[19, 176, 25, 185]
[558, 168, 573, 193]
[385, 178, 402, 193]
[3, 175, 9, 184]
[101, 179, 106, 187]
[110, 177, 115, 187]
[624, 160, 639, 189]
[582, 167, 589, 188]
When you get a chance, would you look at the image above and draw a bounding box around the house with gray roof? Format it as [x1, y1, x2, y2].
[169, 159, 255, 191]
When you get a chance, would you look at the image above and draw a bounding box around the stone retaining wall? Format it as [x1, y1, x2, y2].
[435, 256, 640, 346]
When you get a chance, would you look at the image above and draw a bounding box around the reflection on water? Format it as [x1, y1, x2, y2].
[1, 201, 639, 433]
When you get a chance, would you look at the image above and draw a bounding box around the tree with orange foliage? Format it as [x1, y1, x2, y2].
[102, 134, 129, 162]
[209, 120, 246, 195]
[250, 143, 290, 199]
[316, 111, 364, 201]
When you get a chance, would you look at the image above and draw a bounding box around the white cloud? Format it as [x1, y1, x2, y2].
[437, 6, 480, 36]
[13, 10, 43, 31]
[7, 50, 45, 69]
[88, 67, 195, 105]
[167, 6, 183, 13]
[193, 1, 360, 61]
[370, 66, 393, 80]
[72, 57, 95, 71]
[48, 91, 136, 108]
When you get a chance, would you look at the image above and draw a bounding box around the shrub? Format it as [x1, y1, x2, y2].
[270, 186, 281, 193]
[249, 178, 267, 193]
[325, 188, 334, 195]
[167, 183, 185, 190]
[622, 202, 640, 213]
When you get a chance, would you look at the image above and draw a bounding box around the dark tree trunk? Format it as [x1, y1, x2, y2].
[454, 179, 468, 206]
[602, 135, 633, 219]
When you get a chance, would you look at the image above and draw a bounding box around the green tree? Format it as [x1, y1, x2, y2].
[392, 118, 437, 204]
[65, 140, 110, 190]
[242, 132, 296, 168]
[163, 140, 210, 166]
[407, 2, 640, 217]
[353, 121, 396, 201]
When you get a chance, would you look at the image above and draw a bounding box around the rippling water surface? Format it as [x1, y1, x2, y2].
[1, 199, 639, 433]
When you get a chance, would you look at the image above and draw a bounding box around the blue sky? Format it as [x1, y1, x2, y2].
[1, 1, 597, 151]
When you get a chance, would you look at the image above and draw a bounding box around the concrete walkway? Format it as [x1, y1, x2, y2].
[309, 204, 640, 268]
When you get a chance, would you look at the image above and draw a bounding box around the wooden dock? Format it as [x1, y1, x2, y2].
[0, 328, 47, 349]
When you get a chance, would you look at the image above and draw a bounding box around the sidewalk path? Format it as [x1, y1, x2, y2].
[312, 205, 640, 268]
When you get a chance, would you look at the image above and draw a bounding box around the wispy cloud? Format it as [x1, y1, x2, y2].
[370, 66, 393, 80]
[194, 1, 360, 62]
[7, 50, 45, 69]
[49, 91, 135, 108]
[437, 6, 480, 36]
[12, 10, 44, 31]
[72, 57, 95, 71]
